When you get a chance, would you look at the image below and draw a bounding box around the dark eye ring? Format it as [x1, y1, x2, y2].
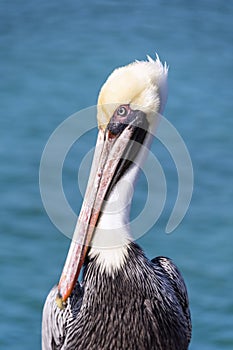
[117, 106, 128, 117]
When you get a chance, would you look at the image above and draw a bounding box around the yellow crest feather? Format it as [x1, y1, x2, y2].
[97, 54, 168, 129]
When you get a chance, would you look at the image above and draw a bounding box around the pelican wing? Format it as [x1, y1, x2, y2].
[42, 283, 83, 350]
[151, 256, 192, 343]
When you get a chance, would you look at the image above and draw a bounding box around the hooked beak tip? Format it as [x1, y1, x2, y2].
[56, 291, 67, 310]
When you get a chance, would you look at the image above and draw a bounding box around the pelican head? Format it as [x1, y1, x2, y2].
[56, 55, 168, 308]
[97, 54, 168, 129]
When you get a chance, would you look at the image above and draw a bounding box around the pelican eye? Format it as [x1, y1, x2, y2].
[117, 106, 128, 117]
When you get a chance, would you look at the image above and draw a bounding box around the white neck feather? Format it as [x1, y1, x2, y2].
[89, 130, 154, 275]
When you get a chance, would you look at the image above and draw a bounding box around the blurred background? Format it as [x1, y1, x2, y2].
[1, 0, 232, 349]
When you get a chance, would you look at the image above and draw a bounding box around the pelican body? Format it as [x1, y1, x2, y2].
[42, 55, 191, 350]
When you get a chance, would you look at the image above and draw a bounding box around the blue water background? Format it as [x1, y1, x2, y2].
[1, 1, 233, 349]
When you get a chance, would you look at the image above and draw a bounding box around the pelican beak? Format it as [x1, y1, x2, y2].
[56, 109, 148, 308]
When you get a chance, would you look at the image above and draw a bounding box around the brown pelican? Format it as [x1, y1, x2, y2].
[42, 55, 192, 350]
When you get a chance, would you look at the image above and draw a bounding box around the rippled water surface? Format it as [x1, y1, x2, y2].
[1, 1, 233, 349]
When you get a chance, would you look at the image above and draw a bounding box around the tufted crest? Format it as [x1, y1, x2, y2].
[97, 54, 168, 129]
